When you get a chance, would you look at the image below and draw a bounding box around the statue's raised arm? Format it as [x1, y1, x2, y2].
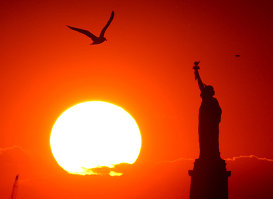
[193, 61, 204, 92]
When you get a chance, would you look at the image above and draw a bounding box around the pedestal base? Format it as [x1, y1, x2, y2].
[189, 158, 231, 199]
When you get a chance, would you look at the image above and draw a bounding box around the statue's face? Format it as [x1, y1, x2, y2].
[203, 86, 215, 98]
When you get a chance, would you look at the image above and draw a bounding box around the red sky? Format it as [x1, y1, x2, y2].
[0, 0, 273, 198]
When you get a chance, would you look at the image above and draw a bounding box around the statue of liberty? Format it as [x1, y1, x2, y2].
[189, 62, 230, 199]
[193, 61, 222, 160]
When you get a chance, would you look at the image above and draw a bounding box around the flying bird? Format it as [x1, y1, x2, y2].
[67, 11, 114, 45]
[235, 54, 240, 58]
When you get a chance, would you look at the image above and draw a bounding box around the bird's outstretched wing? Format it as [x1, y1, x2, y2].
[100, 11, 114, 37]
[67, 25, 97, 41]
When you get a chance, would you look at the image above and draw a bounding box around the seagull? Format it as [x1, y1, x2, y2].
[67, 11, 114, 45]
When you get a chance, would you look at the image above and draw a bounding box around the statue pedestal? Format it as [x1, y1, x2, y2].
[188, 158, 231, 199]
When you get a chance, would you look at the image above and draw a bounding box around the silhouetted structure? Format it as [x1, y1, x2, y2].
[189, 62, 231, 199]
[67, 11, 114, 45]
[11, 175, 19, 199]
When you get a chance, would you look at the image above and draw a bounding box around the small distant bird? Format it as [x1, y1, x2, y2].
[67, 11, 114, 45]
[235, 54, 240, 58]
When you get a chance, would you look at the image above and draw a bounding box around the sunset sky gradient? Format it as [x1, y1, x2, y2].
[0, 0, 273, 198]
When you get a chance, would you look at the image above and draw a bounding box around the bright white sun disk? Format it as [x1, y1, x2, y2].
[50, 101, 142, 175]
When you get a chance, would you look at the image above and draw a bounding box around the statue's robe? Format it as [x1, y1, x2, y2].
[199, 92, 222, 160]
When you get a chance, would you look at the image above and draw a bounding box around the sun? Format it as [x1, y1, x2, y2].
[50, 101, 142, 176]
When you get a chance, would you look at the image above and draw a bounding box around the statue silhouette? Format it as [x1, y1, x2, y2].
[194, 62, 222, 160]
[189, 62, 231, 199]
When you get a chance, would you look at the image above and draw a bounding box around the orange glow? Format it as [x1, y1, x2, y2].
[0, 0, 273, 198]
